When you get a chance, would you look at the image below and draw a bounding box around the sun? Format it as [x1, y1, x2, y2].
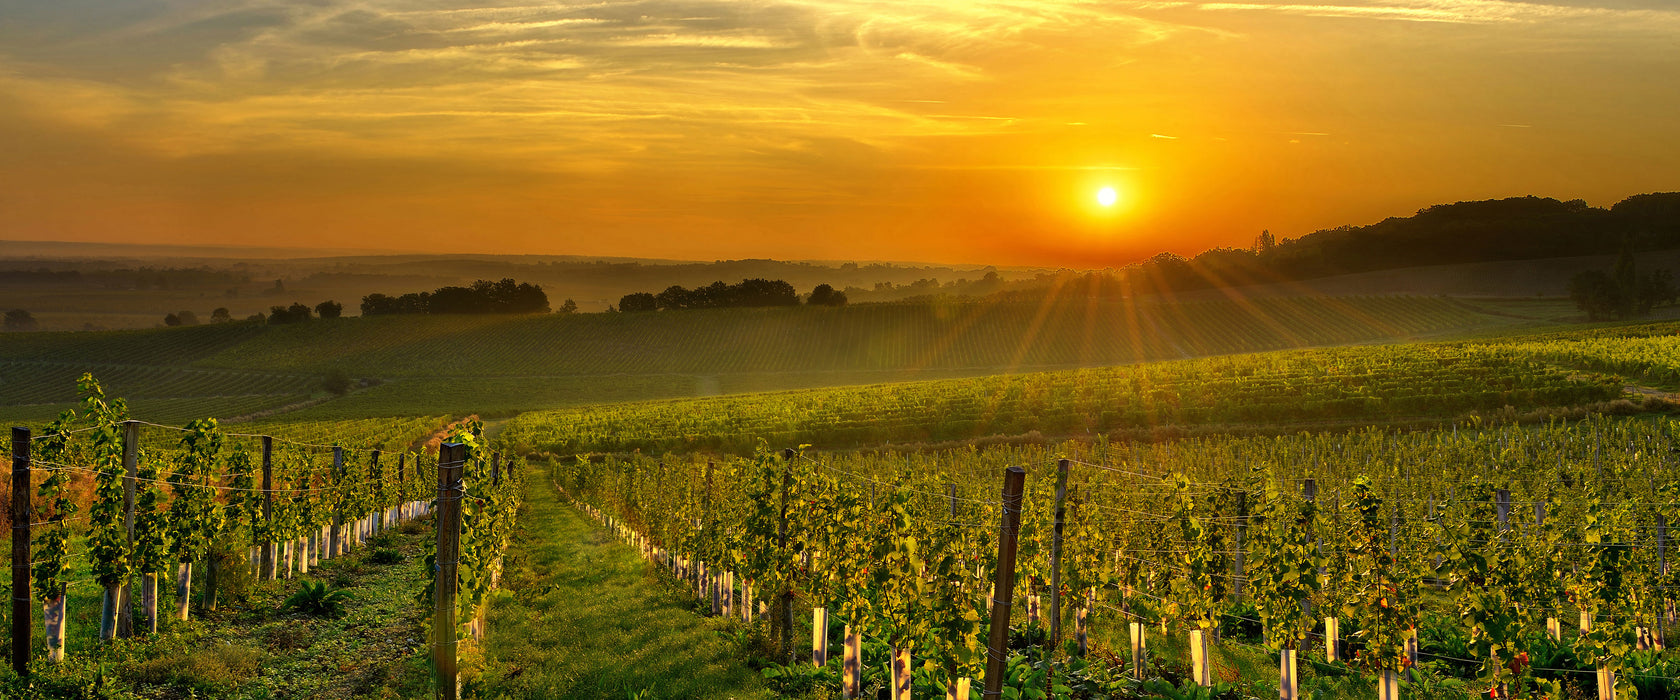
[1096, 186, 1118, 207]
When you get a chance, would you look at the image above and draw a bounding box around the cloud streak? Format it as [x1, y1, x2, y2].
[1132, 0, 1680, 24]
[0, 0, 1675, 263]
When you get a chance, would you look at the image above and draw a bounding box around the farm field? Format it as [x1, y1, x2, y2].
[0, 391, 513, 700]
[1, 295, 1530, 424]
[501, 317, 1680, 456]
[4, 303, 1680, 700]
[558, 413, 1680, 700]
[500, 342, 1628, 455]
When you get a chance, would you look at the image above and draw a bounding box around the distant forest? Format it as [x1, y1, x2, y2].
[618, 279, 847, 311]
[5, 191, 1680, 330]
[0, 266, 248, 289]
[361, 278, 549, 315]
[1117, 193, 1680, 293]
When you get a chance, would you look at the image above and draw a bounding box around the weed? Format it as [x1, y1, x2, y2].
[282, 581, 353, 618]
[368, 547, 405, 565]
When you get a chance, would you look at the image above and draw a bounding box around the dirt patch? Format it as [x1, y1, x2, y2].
[1626, 384, 1680, 402]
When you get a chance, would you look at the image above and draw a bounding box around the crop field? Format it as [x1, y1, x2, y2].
[4, 300, 1680, 700]
[0, 295, 1522, 424]
[0, 377, 507, 699]
[499, 340, 1630, 455]
[1500, 334, 1680, 387]
[0, 361, 317, 425]
[556, 411, 1680, 700]
[184, 295, 1496, 377]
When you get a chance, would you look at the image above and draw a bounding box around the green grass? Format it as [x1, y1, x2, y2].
[0, 527, 435, 699]
[474, 474, 772, 699]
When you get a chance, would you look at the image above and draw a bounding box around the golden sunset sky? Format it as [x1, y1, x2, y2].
[1, 0, 1676, 266]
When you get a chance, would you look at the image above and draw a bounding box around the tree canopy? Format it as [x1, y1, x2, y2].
[361, 278, 549, 316]
[620, 278, 799, 312]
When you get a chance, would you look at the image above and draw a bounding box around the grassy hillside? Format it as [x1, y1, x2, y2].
[499, 340, 1630, 456]
[190, 295, 1494, 375]
[1, 295, 1516, 422]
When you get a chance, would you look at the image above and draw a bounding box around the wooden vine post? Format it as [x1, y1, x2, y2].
[11, 427, 31, 678]
[261, 436, 275, 580]
[1539, 502, 1561, 640]
[434, 442, 465, 700]
[118, 420, 138, 636]
[777, 449, 794, 664]
[1659, 512, 1669, 650]
[397, 454, 406, 523]
[982, 466, 1027, 699]
[331, 446, 345, 559]
[1048, 458, 1070, 648]
[370, 449, 382, 537]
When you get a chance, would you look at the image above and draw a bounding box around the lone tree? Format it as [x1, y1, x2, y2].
[5, 309, 38, 331]
[211, 307, 231, 323]
[321, 368, 353, 396]
[315, 300, 343, 319]
[807, 284, 847, 306]
[164, 313, 181, 327]
[1569, 244, 1678, 320]
[558, 298, 578, 314]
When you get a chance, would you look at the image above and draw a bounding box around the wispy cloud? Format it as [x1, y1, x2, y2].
[1140, 0, 1680, 25]
[609, 33, 796, 49]
[0, 0, 1675, 261]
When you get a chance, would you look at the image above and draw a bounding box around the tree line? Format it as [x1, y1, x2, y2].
[361, 278, 549, 316]
[1119, 192, 1680, 293]
[617, 279, 846, 312]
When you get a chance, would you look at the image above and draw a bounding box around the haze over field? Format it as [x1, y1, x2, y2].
[2, 0, 1677, 265]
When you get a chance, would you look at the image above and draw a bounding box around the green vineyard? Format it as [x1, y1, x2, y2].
[0, 377, 516, 698]
[2, 310, 1679, 699]
[560, 414, 1680, 700]
[500, 342, 1626, 455]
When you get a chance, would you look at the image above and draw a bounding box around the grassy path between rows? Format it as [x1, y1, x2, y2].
[476, 472, 773, 699]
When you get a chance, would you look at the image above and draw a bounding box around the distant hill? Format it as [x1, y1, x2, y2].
[0, 295, 1512, 422]
[1120, 193, 1680, 293]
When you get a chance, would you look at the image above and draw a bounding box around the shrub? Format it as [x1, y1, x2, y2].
[322, 369, 353, 396]
[282, 581, 352, 618]
[124, 641, 264, 693]
[4, 309, 38, 331]
[368, 548, 404, 565]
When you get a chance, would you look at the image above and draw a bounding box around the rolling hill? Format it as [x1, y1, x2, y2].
[0, 295, 1516, 423]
